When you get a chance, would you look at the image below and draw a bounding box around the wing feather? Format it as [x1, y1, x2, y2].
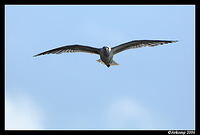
[33, 45, 100, 57]
[112, 40, 178, 55]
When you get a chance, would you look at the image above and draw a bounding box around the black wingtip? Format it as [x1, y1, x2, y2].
[33, 54, 39, 57]
[33, 53, 44, 57]
[33, 52, 45, 57]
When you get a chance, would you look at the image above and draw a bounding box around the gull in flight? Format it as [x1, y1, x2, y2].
[33, 40, 178, 67]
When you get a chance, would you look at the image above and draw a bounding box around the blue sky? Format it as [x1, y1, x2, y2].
[5, 5, 195, 130]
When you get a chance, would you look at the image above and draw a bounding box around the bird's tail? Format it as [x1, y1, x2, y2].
[96, 59, 119, 66]
[110, 60, 119, 66]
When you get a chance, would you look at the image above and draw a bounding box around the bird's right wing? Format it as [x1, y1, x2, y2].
[33, 45, 101, 57]
[112, 40, 178, 55]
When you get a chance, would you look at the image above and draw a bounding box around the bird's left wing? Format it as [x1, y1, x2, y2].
[112, 40, 178, 55]
[33, 45, 101, 57]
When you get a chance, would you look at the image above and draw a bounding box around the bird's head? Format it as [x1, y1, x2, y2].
[103, 46, 111, 52]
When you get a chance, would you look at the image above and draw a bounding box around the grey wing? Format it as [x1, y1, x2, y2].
[33, 45, 101, 57]
[112, 40, 178, 55]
